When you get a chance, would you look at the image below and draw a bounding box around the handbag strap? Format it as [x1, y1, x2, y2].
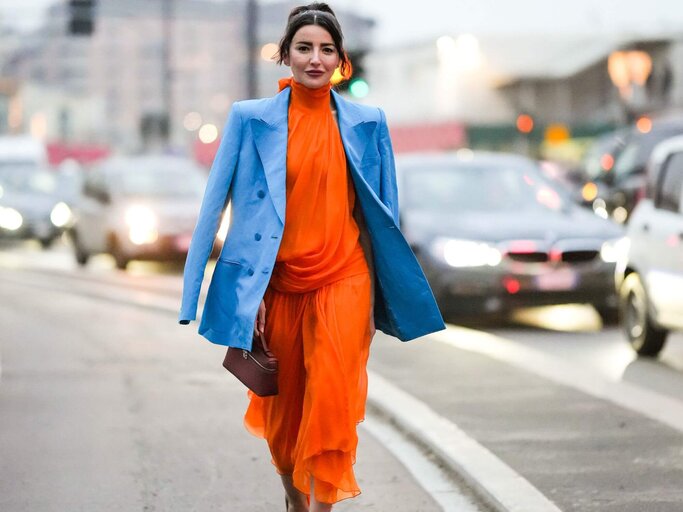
[256, 331, 272, 353]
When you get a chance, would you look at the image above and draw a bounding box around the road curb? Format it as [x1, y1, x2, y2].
[367, 370, 563, 512]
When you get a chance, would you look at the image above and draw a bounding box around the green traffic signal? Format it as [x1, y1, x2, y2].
[349, 78, 369, 98]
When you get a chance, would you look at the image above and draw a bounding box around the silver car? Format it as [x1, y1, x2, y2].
[70, 155, 225, 269]
[615, 135, 683, 356]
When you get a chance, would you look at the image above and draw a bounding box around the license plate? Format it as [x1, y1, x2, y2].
[175, 235, 192, 251]
[535, 269, 577, 291]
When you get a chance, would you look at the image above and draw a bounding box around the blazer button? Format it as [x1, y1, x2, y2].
[257, 190, 266, 199]
[247, 268, 255, 276]
[254, 233, 262, 241]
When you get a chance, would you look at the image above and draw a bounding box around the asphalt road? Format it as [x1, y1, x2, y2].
[2, 240, 683, 511]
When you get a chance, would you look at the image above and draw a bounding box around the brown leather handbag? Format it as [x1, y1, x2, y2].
[223, 332, 279, 397]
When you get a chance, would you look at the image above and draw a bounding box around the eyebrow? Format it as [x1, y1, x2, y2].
[293, 41, 335, 46]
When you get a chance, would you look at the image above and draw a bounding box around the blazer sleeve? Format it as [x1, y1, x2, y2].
[378, 108, 400, 227]
[178, 103, 243, 324]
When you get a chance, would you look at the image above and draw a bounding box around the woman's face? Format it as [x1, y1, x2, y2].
[285, 24, 340, 89]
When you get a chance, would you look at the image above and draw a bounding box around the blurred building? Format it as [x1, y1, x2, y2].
[1, 0, 374, 160]
[363, 33, 683, 155]
[3, 0, 244, 154]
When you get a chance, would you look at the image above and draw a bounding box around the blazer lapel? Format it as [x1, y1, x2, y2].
[332, 90, 377, 178]
[251, 89, 290, 225]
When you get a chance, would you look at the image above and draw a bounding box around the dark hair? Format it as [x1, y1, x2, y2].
[276, 3, 351, 79]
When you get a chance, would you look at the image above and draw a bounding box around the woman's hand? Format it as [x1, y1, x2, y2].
[254, 300, 266, 336]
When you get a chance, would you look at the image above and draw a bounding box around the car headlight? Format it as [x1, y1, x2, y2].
[600, 237, 629, 263]
[124, 205, 158, 245]
[0, 206, 23, 231]
[430, 237, 502, 268]
[50, 202, 73, 228]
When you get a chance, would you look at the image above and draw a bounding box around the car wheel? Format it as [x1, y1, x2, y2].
[619, 272, 668, 356]
[70, 231, 90, 266]
[39, 237, 54, 249]
[109, 235, 129, 270]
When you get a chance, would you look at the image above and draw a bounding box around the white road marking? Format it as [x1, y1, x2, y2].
[368, 371, 563, 512]
[435, 325, 683, 433]
[362, 413, 483, 512]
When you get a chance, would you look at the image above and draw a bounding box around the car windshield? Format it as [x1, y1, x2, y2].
[114, 168, 206, 198]
[0, 166, 58, 195]
[403, 162, 568, 214]
[613, 127, 683, 177]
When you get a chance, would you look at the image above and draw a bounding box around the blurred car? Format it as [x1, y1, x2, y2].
[0, 165, 74, 247]
[396, 151, 625, 321]
[615, 135, 683, 356]
[590, 118, 683, 223]
[69, 155, 225, 269]
[575, 129, 628, 206]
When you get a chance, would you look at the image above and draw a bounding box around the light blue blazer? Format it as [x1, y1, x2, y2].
[179, 87, 445, 349]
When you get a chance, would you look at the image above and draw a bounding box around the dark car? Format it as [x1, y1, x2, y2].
[590, 118, 683, 223]
[397, 151, 625, 321]
[615, 135, 683, 356]
[69, 155, 224, 269]
[0, 165, 73, 247]
[576, 129, 628, 206]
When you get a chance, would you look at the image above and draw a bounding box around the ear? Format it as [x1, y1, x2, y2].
[283, 51, 290, 67]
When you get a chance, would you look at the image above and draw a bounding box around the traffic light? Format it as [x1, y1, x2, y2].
[68, 0, 95, 36]
[337, 50, 370, 98]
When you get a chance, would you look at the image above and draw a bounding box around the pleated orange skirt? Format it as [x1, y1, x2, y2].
[244, 271, 372, 504]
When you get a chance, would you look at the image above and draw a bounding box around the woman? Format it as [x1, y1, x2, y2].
[179, 3, 444, 510]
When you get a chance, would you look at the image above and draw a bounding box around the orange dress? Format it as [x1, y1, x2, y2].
[244, 78, 372, 504]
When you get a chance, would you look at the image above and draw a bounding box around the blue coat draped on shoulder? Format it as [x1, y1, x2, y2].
[179, 87, 445, 350]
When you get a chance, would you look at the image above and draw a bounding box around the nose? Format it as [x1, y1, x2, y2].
[310, 49, 321, 65]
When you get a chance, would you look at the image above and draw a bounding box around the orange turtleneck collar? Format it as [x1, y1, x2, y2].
[278, 77, 332, 112]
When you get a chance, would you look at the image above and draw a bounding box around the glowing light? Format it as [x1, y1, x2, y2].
[600, 238, 627, 263]
[125, 205, 157, 229]
[613, 206, 628, 224]
[124, 205, 158, 245]
[600, 153, 614, 171]
[260, 43, 279, 61]
[517, 114, 534, 134]
[349, 79, 369, 98]
[432, 238, 502, 268]
[503, 277, 521, 294]
[523, 174, 535, 187]
[636, 116, 652, 133]
[608, 51, 652, 99]
[50, 202, 72, 227]
[0, 206, 23, 231]
[536, 186, 562, 210]
[183, 112, 202, 131]
[545, 124, 570, 143]
[129, 226, 158, 245]
[198, 123, 219, 144]
[582, 182, 598, 202]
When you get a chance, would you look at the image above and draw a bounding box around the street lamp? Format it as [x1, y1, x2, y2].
[607, 50, 652, 122]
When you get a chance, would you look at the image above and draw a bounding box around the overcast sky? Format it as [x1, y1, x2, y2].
[2, 0, 683, 45]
